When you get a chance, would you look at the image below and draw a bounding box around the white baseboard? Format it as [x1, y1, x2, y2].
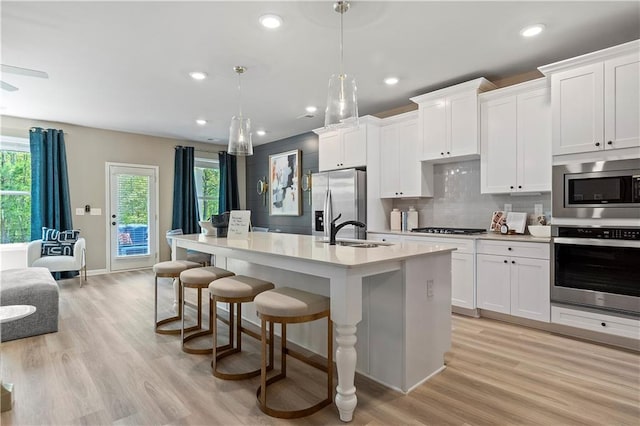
[87, 269, 109, 276]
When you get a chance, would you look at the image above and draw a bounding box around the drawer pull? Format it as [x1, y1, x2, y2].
[601, 322, 606, 327]
[508, 247, 512, 251]
[511, 261, 516, 264]
[503, 260, 508, 263]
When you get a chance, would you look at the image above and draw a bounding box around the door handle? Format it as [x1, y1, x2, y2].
[112, 222, 116, 226]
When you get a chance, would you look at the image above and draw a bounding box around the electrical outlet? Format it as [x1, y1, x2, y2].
[534, 204, 543, 216]
[427, 280, 434, 298]
[504, 204, 512, 213]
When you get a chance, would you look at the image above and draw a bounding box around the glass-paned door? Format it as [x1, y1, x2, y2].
[108, 164, 157, 271]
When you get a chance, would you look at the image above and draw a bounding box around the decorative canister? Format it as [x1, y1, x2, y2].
[390, 208, 401, 231]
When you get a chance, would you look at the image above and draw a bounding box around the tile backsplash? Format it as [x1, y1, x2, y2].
[392, 160, 551, 229]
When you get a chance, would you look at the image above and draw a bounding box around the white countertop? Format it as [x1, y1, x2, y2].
[368, 229, 552, 243]
[173, 232, 455, 268]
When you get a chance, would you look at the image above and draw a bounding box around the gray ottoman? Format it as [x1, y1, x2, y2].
[0, 267, 59, 342]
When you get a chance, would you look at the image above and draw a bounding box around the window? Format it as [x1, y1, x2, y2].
[0, 136, 31, 243]
[194, 158, 220, 221]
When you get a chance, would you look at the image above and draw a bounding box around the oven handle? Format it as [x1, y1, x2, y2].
[554, 237, 640, 248]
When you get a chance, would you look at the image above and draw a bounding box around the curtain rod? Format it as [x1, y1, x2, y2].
[30, 127, 69, 135]
[175, 145, 226, 154]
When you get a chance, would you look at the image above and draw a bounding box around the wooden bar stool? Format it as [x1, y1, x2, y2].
[153, 260, 201, 335]
[254, 287, 333, 419]
[209, 275, 275, 380]
[179, 266, 234, 354]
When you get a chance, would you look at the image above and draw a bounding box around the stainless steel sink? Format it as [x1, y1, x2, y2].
[319, 240, 391, 248]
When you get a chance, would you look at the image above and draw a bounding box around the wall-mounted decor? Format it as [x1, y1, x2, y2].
[269, 149, 301, 216]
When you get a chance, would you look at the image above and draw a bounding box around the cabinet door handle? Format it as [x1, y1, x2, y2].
[511, 260, 516, 264]
[440, 152, 444, 156]
[446, 151, 450, 155]
[503, 260, 508, 263]
[595, 142, 601, 147]
[518, 185, 522, 189]
[510, 186, 514, 189]
[607, 141, 613, 145]
[601, 322, 606, 327]
[508, 247, 512, 251]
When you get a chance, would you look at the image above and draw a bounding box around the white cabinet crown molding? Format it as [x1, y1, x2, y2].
[410, 77, 497, 103]
[538, 39, 639, 75]
[478, 77, 549, 102]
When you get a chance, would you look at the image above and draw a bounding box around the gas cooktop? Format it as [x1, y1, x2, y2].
[411, 227, 487, 235]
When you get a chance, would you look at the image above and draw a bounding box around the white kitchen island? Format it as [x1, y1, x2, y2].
[171, 232, 454, 422]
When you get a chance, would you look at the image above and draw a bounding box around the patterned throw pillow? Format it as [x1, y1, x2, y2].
[41, 227, 80, 256]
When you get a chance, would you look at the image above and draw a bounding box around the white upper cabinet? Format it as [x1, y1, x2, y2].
[379, 111, 433, 198]
[539, 40, 639, 156]
[314, 116, 381, 172]
[480, 78, 551, 194]
[411, 78, 496, 163]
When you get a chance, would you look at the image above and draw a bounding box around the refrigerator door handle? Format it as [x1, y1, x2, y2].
[324, 189, 333, 239]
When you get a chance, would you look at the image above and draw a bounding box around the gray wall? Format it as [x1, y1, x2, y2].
[246, 132, 318, 234]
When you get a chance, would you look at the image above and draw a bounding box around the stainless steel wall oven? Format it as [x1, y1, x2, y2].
[551, 226, 640, 316]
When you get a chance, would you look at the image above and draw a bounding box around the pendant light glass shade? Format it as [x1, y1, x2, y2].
[227, 66, 253, 156]
[325, 73, 358, 128]
[228, 115, 253, 156]
[324, 1, 358, 129]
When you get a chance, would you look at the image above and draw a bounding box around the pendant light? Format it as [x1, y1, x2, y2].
[228, 65, 253, 156]
[324, 1, 358, 129]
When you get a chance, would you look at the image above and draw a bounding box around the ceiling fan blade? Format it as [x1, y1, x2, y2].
[1, 64, 48, 79]
[1, 80, 19, 91]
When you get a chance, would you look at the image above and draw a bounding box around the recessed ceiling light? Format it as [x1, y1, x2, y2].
[520, 24, 545, 37]
[189, 71, 207, 80]
[256, 129, 266, 136]
[384, 77, 399, 86]
[196, 119, 207, 125]
[305, 106, 318, 113]
[259, 14, 283, 29]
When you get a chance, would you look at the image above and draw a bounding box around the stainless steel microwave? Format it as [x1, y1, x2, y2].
[552, 159, 640, 219]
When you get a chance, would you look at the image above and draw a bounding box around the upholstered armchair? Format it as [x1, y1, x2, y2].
[27, 238, 87, 286]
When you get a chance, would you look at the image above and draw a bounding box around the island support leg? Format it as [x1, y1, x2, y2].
[335, 324, 358, 421]
[331, 274, 362, 422]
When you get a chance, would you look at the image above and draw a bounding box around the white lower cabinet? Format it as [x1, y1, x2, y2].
[551, 305, 640, 339]
[450, 252, 475, 310]
[400, 235, 476, 310]
[476, 240, 550, 322]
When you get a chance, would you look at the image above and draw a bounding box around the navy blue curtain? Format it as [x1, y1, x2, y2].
[172, 146, 200, 234]
[219, 151, 240, 213]
[30, 127, 73, 240]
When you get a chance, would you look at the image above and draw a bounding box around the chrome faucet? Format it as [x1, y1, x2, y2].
[329, 213, 366, 245]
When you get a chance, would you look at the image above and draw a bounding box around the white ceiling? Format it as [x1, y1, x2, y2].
[1, 1, 639, 146]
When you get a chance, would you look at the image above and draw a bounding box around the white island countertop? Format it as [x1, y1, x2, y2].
[171, 232, 454, 422]
[173, 232, 455, 267]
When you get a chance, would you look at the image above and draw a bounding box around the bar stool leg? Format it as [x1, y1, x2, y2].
[260, 316, 268, 409]
[155, 275, 184, 335]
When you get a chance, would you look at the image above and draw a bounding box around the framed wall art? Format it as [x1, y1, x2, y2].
[269, 149, 301, 216]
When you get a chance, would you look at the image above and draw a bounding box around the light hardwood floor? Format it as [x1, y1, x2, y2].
[1, 269, 638, 425]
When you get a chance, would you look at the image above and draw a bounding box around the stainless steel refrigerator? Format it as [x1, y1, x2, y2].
[311, 169, 366, 240]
